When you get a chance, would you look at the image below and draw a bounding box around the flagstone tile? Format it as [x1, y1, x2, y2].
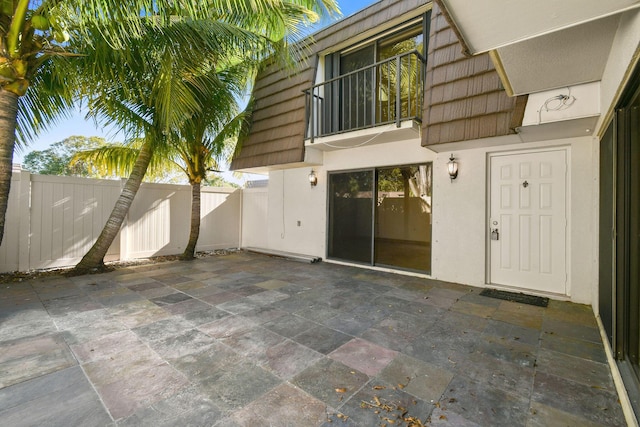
[293, 325, 352, 355]
[96, 363, 189, 420]
[0, 333, 76, 388]
[329, 338, 398, 376]
[291, 358, 369, 409]
[230, 382, 327, 426]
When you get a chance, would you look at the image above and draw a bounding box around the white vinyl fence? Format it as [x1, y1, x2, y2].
[0, 170, 248, 272]
[240, 187, 268, 249]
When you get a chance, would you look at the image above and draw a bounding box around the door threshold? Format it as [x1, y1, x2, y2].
[324, 259, 432, 280]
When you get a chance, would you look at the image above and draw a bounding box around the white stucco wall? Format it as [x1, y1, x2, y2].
[431, 136, 596, 304]
[597, 8, 640, 134]
[266, 168, 327, 257]
[263, 134, 597, 304]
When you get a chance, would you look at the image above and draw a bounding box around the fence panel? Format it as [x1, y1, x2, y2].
[198, 187, 241, 251]
[0, 173, 22, 272]
[241, 187, 268, 249]
[0, 172, 261, 272]
[124, 183, 189, 259]
[28, 175, 122, 270]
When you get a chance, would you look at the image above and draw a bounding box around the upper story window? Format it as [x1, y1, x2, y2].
[305, 14, 429, 140]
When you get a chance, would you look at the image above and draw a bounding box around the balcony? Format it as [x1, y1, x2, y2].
[304, 50, 425, 145]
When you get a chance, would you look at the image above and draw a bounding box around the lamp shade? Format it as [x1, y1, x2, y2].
[447, 155, 458, 180]
[308, 169, 318, 186]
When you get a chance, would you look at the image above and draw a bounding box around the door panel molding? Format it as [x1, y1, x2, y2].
[487, 147, 570, 295]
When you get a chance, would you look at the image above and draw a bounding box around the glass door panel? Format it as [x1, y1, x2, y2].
[377, 26, 424, 123]
[629, 97, 640, 377]
[375, 165, 431, 272]
[340, 45, 375, 131]
[328, 170, 374, 263]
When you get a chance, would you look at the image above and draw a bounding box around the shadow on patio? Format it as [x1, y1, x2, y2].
[0, 251, 627, 426]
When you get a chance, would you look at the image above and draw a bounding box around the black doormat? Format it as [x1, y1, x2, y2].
[479, 288, 549, 307]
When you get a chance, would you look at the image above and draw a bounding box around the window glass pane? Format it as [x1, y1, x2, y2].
[378, 26, 424, 60]
[328, 170, 374, 263]
[375, 164, 432, 272]
[377, 25, 424, 123]
[340, 46, 375, 130]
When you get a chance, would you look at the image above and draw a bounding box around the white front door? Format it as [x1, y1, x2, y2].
[489, 150, 568, 294]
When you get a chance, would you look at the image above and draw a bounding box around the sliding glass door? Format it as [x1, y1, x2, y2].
[599, 69, 640, 414]
[328, 164, 432, 273]
[328, 170, 374, 263]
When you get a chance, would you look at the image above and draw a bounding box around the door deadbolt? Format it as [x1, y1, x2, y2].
[491, 228, 500, 240]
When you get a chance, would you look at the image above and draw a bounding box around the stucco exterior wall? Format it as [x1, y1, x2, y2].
[597, 8, 640, 134]
[262, 135, 597, 304]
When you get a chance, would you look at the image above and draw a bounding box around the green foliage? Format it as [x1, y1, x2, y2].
[204, 174, 240, 188]
[22, 135, 112, 177]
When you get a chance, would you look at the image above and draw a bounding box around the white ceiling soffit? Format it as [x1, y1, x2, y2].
[440, 0, 640, 54]
[495, 15, 620, 96]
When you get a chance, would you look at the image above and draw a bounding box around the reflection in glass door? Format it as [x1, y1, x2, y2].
[328, 170, 373, 263]
[328, 164, 432, 273]
[375, 165, 431, 272]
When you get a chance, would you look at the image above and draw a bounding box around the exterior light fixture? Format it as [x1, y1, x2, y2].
[308, 169, 318, 187]
[447, 154, 458, 181]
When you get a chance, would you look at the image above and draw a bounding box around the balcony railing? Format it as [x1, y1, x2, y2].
[304, 50, 425, 143]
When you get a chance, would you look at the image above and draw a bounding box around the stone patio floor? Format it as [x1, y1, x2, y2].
[0, 251, 628, 426]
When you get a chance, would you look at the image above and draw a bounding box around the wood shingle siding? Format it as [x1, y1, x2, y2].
[231, 0, 526, 170]
[231, 0, 429, 171]
[422, 3, 526, 147]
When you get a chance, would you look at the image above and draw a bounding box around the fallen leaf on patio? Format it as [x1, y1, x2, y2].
[336, 413, 348, 420]
[397, 383, 405, 389]
[439, 415, 447, 420]
[448, 398, 457, 403]
[335, 387, 347, 393]
[374, 395, 382, 406]
[373, 385, 386, 390]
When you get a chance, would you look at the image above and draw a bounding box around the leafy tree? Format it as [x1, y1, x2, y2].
[22, 135, 110, 176]
[0, 0, 339, 248]
[74, 102, 248, 261]
[69, 1, 340, 274]
[0, 1, 189, 245]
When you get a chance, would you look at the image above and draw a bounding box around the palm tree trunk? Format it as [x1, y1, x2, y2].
[0, 90, 19, 247]
[72, 140, 154, 274]
[181, 181, 200, 260]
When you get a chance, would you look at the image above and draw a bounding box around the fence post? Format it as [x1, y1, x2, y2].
[17, 170, 31, 271]
[118, 178, 129, 261]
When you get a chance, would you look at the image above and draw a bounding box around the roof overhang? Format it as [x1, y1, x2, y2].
[437, 0, 640, 97]
[437, 0, 640, 55]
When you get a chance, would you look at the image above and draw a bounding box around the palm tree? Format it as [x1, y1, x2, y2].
[0, 1, 190, 245]
[0, 0, 339, 248]
[173, 96, 250, 261]
[71, 73, 249, 262]
[68, 1, 340, 274]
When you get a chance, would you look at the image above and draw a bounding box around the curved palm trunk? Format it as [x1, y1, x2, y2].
[72, 140, 154, 274]
[181, 181, 200, 260]
[0, 90, 19, 247]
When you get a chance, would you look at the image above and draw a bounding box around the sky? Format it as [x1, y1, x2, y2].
[14, 0, 379, 181]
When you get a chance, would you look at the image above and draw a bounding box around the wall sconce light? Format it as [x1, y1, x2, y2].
[447, 154, 458, 181]
[308, 169, 318, 187]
